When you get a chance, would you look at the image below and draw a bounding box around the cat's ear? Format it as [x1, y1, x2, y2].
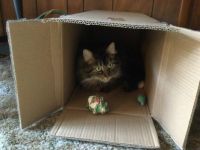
[106, 42, 117, 55]
[83, 49, 95, 64]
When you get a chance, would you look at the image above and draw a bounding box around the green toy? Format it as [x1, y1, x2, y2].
[87, 96, 109, 114]
[137, 95, 146, 106]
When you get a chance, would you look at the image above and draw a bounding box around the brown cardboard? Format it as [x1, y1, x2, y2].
[62, 24, 82, 105]
[146, 30, 200, 148]
[51, 111, 159, 148]
[7, 21, 64, 128]
[7, 10, 200, 149]
[144, 31, 167, 113]
[57, 10, 174, 31]
[51, 88, 159, 148]
[66, 88, 149, 116]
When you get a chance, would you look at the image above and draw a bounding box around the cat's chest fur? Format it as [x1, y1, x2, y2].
[81, 69, 121, 84]
[80, 72, 121, 91]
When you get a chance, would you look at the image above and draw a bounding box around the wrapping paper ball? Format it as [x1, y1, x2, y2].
[88, 96, 109, 114]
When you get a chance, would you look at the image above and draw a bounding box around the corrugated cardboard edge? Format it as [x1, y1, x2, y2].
[7, 19, 175, 32]
[148, 118, 160, 149]
[171, 25, 200, 41]
[183, 83, 200, 150]
[7, 10, 178, 32]
[6, 21, 23, 128]
[51, 135, 160, 149]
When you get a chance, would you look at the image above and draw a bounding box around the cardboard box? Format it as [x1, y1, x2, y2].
[7, 11, 200, 149]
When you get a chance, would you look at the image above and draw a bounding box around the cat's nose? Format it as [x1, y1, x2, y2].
[103, 72, 109, 77]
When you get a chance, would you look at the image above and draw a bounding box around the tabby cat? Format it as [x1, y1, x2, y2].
[77, 42, 145, 92]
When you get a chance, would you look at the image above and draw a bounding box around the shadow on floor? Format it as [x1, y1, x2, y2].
[0, 42, 9, 57]
[186, 94, 200, 150]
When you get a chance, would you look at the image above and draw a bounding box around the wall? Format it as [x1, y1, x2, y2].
[0, 0, 16, 36]
[189, 0, 200, 30]
[21, 0, 194, 27]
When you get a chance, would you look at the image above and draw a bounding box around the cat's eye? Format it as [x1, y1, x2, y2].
[108, 63, 115, 68]
[95, 66, 101, 72]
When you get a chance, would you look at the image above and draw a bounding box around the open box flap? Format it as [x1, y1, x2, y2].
[147, 27, 200, 149]
[7, 21, 63, 128]
[7, 21, 66, 128]
[7, 20, 80, 128]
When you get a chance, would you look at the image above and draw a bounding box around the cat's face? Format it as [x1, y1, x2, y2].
[82, 42, 121, 83]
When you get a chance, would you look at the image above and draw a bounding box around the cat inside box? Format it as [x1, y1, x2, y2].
[76, 26, 145, 92]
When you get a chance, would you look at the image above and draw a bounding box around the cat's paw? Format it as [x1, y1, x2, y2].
[100, 87, 112, 93]
[122, 82, 137, 92]
[122, 86, 133, 92]
[138, 81, 145, 89]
